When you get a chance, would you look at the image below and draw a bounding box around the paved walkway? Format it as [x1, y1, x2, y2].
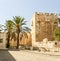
[0, 50, 60, 61]
[0, 50, 16, 61]
[9, 50, 60, 61]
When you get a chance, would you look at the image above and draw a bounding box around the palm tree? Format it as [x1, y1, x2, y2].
[5, 20, 13, 48]
[0, 24, 4, 32]
[11, 16, 30, 49]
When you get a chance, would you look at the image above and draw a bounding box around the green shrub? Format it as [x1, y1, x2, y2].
[53, 27, 60, 41]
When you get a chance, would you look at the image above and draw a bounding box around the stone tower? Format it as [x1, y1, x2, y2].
[31, 12, 58, 46]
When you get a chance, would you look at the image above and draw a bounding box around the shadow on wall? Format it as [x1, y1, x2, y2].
[0, 51, 16, 61]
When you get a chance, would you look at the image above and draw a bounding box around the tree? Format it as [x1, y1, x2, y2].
[0, 24, 4, 32]
[53, 27, 60, 41]
[11, 16, 30, 49]
[5, 20, 13, 48]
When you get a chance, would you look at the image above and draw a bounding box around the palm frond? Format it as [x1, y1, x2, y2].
[13, 16, 21, 24]
[23, 32, 28, 38]
[6, 20, 13, 32]
[19, 32, 28, 41]
[20, 17, 25, 23]
[20, 21, 26, 26]
[22, 27, 31, 32]
[10, 32, 16, 41]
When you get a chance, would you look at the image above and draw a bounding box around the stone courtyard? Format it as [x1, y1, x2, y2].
[8, 50, 60, 61]
[0, 50, 60, 61]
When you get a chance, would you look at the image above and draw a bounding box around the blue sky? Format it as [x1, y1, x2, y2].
[0, 0, 60, 27]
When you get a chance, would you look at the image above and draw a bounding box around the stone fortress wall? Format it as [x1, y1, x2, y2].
[31, 12, 58, 46]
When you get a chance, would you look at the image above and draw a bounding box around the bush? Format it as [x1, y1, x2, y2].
[53, 27, 60, 41]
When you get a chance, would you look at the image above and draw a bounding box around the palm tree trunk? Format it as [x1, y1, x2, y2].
[6, 33, 10, 48]
[16, 32, 19, 49]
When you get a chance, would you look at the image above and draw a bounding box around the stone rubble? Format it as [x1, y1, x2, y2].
[34, 38, 60, 52]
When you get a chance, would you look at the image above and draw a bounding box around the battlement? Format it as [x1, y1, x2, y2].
[35, 12, 57, 16]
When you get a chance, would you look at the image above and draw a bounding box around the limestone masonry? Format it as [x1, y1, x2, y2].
[31, 12, 58, 46]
